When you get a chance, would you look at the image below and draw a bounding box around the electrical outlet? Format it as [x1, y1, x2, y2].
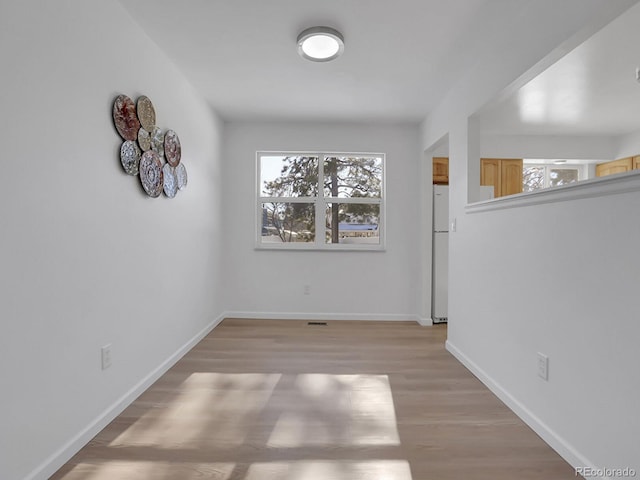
[101, 344, 112, 370]
[537, 352, 548, 381]
[303, 284, 311, 295]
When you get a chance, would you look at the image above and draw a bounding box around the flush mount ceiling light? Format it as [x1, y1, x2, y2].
[297, 26, 344, 62]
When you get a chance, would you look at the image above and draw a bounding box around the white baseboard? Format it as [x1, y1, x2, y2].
[27, 313, 226, 480]
[445, 340, 602, 479]
[224, 310, 422, 323]
[417, 315, 433, 326]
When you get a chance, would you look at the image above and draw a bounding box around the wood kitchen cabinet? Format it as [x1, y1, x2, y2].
[596, 157, 633, 177]
[480, 158, 523, 198]
[480, 158, 500, 197]
[633, 156, 640, 170]
[432, 157, 449, 184]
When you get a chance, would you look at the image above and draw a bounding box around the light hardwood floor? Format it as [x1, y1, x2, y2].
[52, 319, 578, 479]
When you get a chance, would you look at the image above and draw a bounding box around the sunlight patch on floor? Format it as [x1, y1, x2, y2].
[267, 374, 400, 447]
[58, 461, 237, 480]
[244, 460, 412, 480]
[109, 373, 281, 448]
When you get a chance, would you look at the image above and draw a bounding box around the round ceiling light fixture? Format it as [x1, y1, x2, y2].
[297, 26, 344, 62]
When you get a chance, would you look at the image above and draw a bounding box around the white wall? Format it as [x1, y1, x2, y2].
[0, 2, 225, 479]
[421, 0, 640, 475]
[614, 129, 640, 158]
[480, 134, 616, 160]
[222, 122, 423, 321]
[452, 181, 640, 472]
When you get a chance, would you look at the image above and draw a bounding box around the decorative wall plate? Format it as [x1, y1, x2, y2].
[120, 140, 141, 175]
[176, 163, 188, 190]
[164, 129, 181, 167]
[138, 128, 151, 151]
[151, 127, 164, 158]
[139, 151, 164, 197]
[112, 94, 186, 199]
[136, 96, 156, 131]
[113, 95, 140, 141]
[163, 163, 178, 198]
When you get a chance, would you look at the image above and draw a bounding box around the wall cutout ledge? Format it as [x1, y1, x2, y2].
[466, 170, 640, 213]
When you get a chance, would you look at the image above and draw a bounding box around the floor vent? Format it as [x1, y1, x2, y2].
[307, 321, 328, 326]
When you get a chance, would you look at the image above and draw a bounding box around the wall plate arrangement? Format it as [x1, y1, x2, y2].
[113, 94, 187, 198]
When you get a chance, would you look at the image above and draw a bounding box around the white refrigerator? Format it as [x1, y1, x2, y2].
[432, 185, 449, 323]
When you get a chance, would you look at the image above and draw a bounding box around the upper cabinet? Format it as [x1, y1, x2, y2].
[596, 157, 633, 177]
[432, 157, 449, 185]
[480, 158, 523, 198]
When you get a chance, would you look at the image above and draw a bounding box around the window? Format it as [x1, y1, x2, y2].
[523, 162, 584, 192]
[257, 152, 384, 250]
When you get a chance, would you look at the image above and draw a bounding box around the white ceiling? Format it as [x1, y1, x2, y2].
[478, 2, 640, 137]
[119, 0, 493, 122]
[119, 0, 640, 132]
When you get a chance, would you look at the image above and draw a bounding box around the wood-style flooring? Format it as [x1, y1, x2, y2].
[51, 319, 578, 479]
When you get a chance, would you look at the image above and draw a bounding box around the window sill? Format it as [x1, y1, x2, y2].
[466, 170, 640, 213]
[255, 243, 386, 252]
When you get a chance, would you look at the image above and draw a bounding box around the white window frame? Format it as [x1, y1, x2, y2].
[256, 151, 386, 251]
[523, 162, 586, 191]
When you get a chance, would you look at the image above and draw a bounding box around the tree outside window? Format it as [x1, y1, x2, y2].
[523, 164, 580, 192]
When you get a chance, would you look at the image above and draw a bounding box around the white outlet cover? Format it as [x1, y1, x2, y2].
[101, 344, 112, 370]
[537, 352, 548, 381]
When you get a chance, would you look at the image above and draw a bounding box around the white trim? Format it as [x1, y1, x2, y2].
[466, 170, 640, 213]
[255, 243, 385, 252]
[259, 196, 317, 203]
[446, 340, 605, 478]
[225, 310, 423, 323]
[27, 313, 226, 480]
[416, 316, 434, 326]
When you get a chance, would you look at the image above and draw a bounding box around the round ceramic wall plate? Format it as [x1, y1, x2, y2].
[139, 151, 164, 197]
[136, 96, 156, 131]
[164, 129, 181, 167]
[138, 127, 151, 151]
[120, 140, 141, 175]
[113, 95, 140, 141]
[175, 163, 188, 190]
[163, 163, 178, 198]
[151, 127, 164, 158]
